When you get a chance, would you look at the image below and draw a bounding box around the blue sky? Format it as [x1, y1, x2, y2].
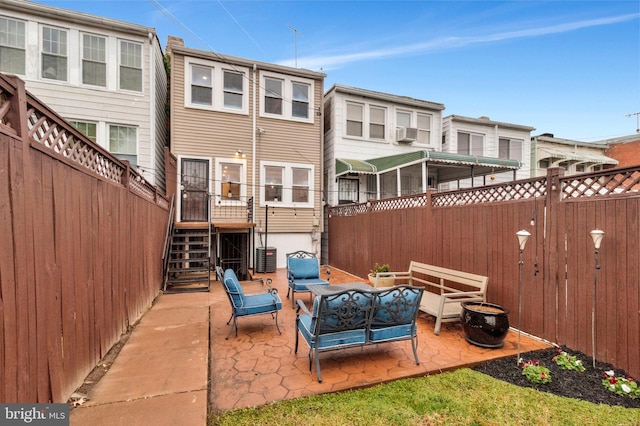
[41, 0, 639, 141]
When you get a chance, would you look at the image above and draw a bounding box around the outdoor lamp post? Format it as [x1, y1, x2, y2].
[516, 230, 531, 366]
[590, 229, 604, 369]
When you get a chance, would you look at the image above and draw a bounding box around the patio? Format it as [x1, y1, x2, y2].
[210, 266, 551, 412]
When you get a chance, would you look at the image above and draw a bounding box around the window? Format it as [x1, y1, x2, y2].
[216, 159, 245, 202]
[261, 161, 314, 206]
[42, 26, 67, 81]
[539, 159, 551, 169]
[264, 77, 283, 115]
[346, 103, 363, 137]
[264, 165, 283, 202]
[82, 34, 106, 87]
[223, 70, 243, 109]
[292, 167, 310, 203]
[338, 178, 359, 204]
[457, 132, 484, 156]
[499, 138, 523, 161]
[186, 59, 248, 113]
[191, 65, 213, 105]
[0, 17, 25, 75]
[260, 72, 314, 122]
[69, 120, 97, 143]
[576, 164, 585, 173]
[119, 40, 142, 91]
[416, 113, 432, 144]
[380, 170, 397, 199]
[109, 124, 137, 166]
[397, 110, 411, 128]
[292, 82, 309, 118]
[369, 106, 385, 139]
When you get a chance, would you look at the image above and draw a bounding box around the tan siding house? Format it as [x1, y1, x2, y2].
[167, 37, 326, 269]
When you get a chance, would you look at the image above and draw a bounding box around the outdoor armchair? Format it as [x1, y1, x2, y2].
[286, 250, 330, 308]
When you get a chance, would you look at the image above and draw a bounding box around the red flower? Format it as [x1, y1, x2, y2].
[608, 376, 618, 384]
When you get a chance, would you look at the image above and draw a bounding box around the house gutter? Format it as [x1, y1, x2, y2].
[252, 64, 257, 209]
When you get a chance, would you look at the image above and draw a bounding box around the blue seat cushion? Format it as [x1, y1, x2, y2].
[288, 257, 320, 279]
[235, 292, 282, 316]
[289, 277, 329, 291]
[369, 323, 415, 342]
[298, 313, 366, 349]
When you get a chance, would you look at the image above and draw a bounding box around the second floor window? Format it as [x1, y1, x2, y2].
[223, 70, 243, 109]
[346, 103, 363, 137]
[42, 26, 67, 81]
[457, 132, 484, 156]
[191, 65, 213, 105]
[0, 17, 25, 75]
[109, 124, 137, 166]
[416, 113, 432, 144]
[396, 110, 411, 128]
[292, 82, 309, 119]
[499, 138, 523, 161]
[369, 106, 385, 139]
[264, 77, 283, 115]
[119, 40, 142, 92]
[82, 34, 106, 87]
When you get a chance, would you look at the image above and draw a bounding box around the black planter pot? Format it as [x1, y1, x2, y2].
[461, 302, 510, 348]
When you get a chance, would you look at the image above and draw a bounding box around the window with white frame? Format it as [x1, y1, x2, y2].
[261, 161, 314, 207]
[396, 110, 411, 128]
[109, 124, 137, 166]
[41, 26, 67, 81]
[264, 77, 283, 115]
[186, 59, 248, 113]
[0, 17, 25, 75]
[292, 82, 309, 119]
[498, 138, 523, 161]
[369, 106, 386, 139]
[69, 120, 97, 143]
[216, 158, 245, 202]
[457, 132, 484, 156]
[223, 70, 243, 109]
[416, 113, 432, 144]
[346, 102, 363, 137]
[119, 40, 142, 91]
[191, 64, 213, 105]
[82, 33, 106, 87]
[260, 71, 314, 122]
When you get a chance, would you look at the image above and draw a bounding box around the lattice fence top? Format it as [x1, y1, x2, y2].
[432, 178, 547, 207]
[561, 167, 640, 198]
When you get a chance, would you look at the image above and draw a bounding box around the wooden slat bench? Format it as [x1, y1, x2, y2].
[373, 261, 488, 335]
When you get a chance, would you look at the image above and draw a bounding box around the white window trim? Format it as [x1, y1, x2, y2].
[184, 57, 248, 114]
[0, 16, 26, 76]
[40, 25, 68, 82]
[118, 39, 143, 93]
[456, 131, 485, 156]
[107, 123, 139, 165]
[215, 157, 247, 206]
[259, 70, 314, 123]
[414, 112, 433, 147]
[259, 160, 314, 207]
[344, 100, 390, 143]
[81, 32, 107, 88]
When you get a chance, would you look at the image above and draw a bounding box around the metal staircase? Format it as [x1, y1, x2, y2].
[163, 223, 211, 292]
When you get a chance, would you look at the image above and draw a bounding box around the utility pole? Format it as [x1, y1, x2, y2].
[626, 112, 640, 134]
[287, 25, 301, 68]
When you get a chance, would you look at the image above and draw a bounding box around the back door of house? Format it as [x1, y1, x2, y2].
[181, 158, 209, 222]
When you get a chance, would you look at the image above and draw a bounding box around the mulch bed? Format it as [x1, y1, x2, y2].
[473, 346, 640, 409]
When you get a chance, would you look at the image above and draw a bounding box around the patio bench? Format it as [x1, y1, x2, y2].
[286, 250, 330, 308]
[373, 261, 488, 335]
[295, 284, 424, 382]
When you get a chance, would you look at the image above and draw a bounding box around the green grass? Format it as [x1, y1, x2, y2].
[210, 369, 640, 426]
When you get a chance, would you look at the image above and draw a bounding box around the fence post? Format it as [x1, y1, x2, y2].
[4, 75, 28, 139]
[543, 166, 564, 341]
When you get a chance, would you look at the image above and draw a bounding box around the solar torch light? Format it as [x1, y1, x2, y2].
[590, 229, 604, 369]
[516, 229, 530, 366]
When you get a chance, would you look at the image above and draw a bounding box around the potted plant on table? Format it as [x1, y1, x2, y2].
[368, 263, 395, 287]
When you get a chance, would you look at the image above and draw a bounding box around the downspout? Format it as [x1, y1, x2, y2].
[252, 64, 257, 268]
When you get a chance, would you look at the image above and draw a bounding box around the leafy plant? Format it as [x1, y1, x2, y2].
[553, 349, 586, 372]
[603, 370, 640, 399]
[520, 359, 551, 384]
[370, 263, 390, 274]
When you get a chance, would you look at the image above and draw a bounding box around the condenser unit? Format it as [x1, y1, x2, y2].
[255, 247, 277, 273]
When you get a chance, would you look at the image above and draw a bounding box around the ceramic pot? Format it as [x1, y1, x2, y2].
[367, 273, 396, 288]
[461, 302, 510, 348]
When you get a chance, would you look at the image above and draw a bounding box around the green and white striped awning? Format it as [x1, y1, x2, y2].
[336, 150, 521, 182]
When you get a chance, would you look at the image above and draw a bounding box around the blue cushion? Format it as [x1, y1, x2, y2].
[289, 277, 329, 291]
[297, 314, 366, 349]
[223, 269, 245, 307]
[369, 324, 415, 342]
[288, 257, 320, 279]
[235, 292, 282, 316]
[371, 287, 421, 327]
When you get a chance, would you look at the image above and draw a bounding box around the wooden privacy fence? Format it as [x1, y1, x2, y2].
[0, 74, 169, 402]
[329, 166, 640, 379]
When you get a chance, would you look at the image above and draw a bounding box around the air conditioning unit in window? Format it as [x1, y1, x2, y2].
[396, 127, 418, 143]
